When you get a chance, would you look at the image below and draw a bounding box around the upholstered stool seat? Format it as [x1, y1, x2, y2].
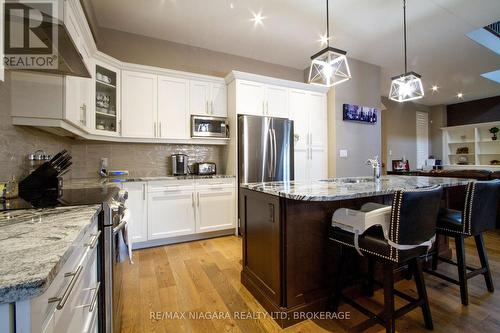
[428, 180, 500, 306]
[329, 186, 443, 333]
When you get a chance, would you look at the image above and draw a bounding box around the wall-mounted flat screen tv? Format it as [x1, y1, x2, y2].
[343, 103, 378, 124]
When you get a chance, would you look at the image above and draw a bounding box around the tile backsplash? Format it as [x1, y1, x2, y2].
[71, 142, 224, 179]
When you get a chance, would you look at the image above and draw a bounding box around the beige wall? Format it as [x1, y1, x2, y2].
[331, 58, 382, 177]
[96, 28, 305, 81]
[381, 96, 432, 172]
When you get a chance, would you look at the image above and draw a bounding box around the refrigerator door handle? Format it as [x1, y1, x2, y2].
[267, 128, 274, 178]
[272, 129, 277, 178]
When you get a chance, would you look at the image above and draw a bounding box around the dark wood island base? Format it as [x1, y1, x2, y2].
[239, 182, 463, 328]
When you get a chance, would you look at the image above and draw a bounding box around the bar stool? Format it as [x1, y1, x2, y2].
[427, 180, 500, 305]
[329, 186, 443, 333]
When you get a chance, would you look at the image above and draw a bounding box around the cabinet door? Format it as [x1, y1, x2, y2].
[158, 75, 189, 139]
[266, 85, 288, 118]
[196, 187, 236, 233]
[122, 71, 157, 138]
[148, 190, 196, 239]
[210, 83, 227, 116]
[289, 89, 309, 150]
[310, 147, 328, 181]
[122, 182, 148, 244]
[190, 80, 210, 115]
[308, 92, 327, 148]
[64, 76, 81, 127]
[294, 150, 309, 181]
[236, 80, 265, 116]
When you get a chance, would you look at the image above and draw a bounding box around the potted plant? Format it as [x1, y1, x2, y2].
[490, 127, 499, 141]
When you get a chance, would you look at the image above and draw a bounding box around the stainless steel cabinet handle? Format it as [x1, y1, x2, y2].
[85, 230, 101, 249]
[262, 101, 265, 115]
[211, 101, 214, 114]
[83, 282, 100, 313]
[206, 101, 209, 114]
[48, 265, 83, 310]
[266, 101, 269, 115]
[191, 192, 195, 207]
[159, 122, 162, 137]
[197, 192, 200, 207]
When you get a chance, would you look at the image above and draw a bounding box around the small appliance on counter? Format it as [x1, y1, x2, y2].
[171, 154, 189, 175]
[192, 162, 217, 175]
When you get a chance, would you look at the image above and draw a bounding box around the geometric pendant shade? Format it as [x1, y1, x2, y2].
[309, 47, 351, 87]
[389, 71, 424, 102]
[389, 0, 424, 103]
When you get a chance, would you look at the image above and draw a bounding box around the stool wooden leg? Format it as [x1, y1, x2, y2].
[475, 233, 494, 292]
[413, 258, 434, 330]
[364, 257, 375, 297]
[383, 262, 396, 333]
[431, 250, 438, 271]
[330, 245, 346, 311]
[455, 235, 469, 305]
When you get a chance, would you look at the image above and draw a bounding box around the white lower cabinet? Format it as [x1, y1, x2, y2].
[148, 189, 196, 239]
[126, 178, 236, 248]
[121, 182, 148, 243]
[196, 185, 236, 233]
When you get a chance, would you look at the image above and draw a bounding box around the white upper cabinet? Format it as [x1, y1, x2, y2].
[121, 71, 158, 138]
[289, 89, 327, 181]
[265, 84, 288, 118]
[211, 82, 227, 117]
[236, 80, 266, 116]
[236, 80, 288, 118]
[158, 75, 190, 139]
[190, 80, 227, 117]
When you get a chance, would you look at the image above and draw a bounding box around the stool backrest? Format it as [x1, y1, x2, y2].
[464, 180, 500, 235]
[389, 185, 443, 246]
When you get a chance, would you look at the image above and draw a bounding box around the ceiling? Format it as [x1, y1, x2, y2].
[88, 0, 500, 106]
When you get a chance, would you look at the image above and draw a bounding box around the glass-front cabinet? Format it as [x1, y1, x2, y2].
[94, 62, 121, 135]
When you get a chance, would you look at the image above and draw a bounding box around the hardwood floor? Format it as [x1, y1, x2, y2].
[120, 231, 500, 332]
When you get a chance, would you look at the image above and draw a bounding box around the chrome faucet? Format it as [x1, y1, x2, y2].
[366, 156, 381, 182]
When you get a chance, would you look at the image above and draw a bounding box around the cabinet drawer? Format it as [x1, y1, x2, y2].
[32, 218, 99, 332]
[148, 180, 195, 192]
[195, 178, 235, 189]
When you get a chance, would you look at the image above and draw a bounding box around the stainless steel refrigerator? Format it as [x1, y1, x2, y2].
[238, 115, 294, 184]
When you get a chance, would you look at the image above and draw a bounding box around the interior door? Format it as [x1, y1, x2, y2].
[190, 80, 210, 115]
[121, 71, 157, 138]
[236, 80, 265, 116]
[148, 190, 196, 239]
[266, 84, 288, 118]
[158, 75, 189, 139]
[210, 83, 227, 116]
[196, 188, 236, 232]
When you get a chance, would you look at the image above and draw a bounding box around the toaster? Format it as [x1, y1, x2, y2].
[192, 162, 216, 175]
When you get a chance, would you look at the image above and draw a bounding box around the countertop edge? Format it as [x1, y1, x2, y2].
[0, 205, 102, 304]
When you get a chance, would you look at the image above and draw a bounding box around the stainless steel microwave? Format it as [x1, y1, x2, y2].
[191, 116, 228, 138]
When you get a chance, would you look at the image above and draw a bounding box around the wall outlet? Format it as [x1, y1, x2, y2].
[339, 149, 348, 158]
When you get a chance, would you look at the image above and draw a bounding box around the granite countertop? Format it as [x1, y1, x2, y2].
[64, 175, 236, 188]
[241, 175, 471, 201]
[0, 205, 101, 303]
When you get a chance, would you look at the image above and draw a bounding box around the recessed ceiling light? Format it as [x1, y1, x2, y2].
[431, 85, 439, 92]
[457, 92, 463, 99]
[230, 2, 234, 9]
[251, 12, 265, 26]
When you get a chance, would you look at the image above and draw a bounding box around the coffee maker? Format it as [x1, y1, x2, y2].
[171, 154, 189, 175]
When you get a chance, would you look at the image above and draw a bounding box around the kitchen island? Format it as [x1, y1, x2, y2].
[239, 175, 470, 328]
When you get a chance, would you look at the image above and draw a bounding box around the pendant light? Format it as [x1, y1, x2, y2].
[308, 0, 351, 87]
[389, 0, 424, 102]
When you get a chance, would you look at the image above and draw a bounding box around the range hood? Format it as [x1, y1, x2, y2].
[5, 3, 91, 78]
